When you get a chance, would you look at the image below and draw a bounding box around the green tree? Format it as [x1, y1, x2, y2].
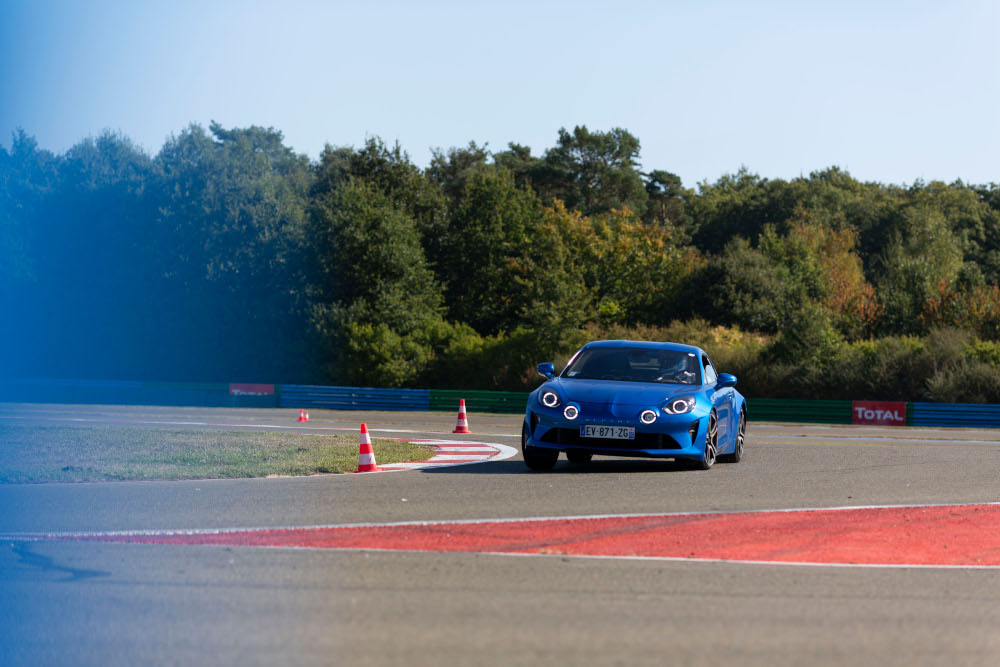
[688, 168, 797, 253]
[0, 130, 59, 379]
[426, 141, 491, 204]
[437, 167, 545, 333]
[691, 236, 790, 333]
[493, 142, 544, 192]
[310, 181, 448, 386]
[876, 206, 963, 334]
[580, 207, 698, 326]
[642, 169, 694, 241]
[313, 137, 449, 275]
[540, 126, 648, 216]
[154, 122, 314, 381]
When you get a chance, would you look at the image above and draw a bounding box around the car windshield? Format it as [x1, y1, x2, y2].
[561, 347, 701, 385]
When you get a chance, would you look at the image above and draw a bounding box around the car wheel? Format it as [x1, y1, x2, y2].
[566, 450, 593, 464]
[719, 409, 745, 463]
[522, 424, 558, 471]
[693, 410, 718, 470]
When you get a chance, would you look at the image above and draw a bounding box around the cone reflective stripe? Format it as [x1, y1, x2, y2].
[298, 409, 308, 422]
[453, 399, 471, 434]
[356, 423, 378, 472]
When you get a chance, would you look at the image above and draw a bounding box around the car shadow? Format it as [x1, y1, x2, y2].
[421, 457, 694, 475]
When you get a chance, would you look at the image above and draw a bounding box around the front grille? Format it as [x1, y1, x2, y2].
[539, 428, 682, 450]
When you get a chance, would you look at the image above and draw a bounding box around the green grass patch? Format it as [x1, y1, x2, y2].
[0, 424, 435, 483]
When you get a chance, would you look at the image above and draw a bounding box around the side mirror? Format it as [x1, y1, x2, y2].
[536, 362, 555, 380]
[717, 373, 737, 389]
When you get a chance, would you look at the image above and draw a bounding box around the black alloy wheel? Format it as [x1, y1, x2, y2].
[693, 410, 718, 470]
[719, 409, 745, 463]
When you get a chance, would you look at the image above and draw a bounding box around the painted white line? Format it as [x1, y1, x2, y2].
[15, 538, 995, 570]
[376, 462, 452, 470]
[361, 441, 518, 474]
[309, 548, 1000, 570]
[7, 501, 1000, 570]
[434, 446, 497, 452]
[13, 501, 998, 538]
[428, 454, 494, 461]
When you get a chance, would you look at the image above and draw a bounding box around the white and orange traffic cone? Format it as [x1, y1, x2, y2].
[298, 409, 309, 423]
[453, 399, 471, 434]
[356, 423, 378, 472]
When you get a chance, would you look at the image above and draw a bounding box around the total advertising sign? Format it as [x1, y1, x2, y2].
[229, 383, 275, 397]
[852, 400, 906, 426]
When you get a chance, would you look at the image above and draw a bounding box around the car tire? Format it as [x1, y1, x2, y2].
[692, 410, 718, 470]
[522, 424, 558, 471]
[719, 409, 745, 463]
[566, 450, 593, 465]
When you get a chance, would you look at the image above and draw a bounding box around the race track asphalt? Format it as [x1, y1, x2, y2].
[2, 403, 1000, 666]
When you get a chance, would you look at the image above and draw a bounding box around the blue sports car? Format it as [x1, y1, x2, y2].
[522, 340, 746, 470]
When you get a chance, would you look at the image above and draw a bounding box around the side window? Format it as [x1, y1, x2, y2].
[702, 356, 717, 385]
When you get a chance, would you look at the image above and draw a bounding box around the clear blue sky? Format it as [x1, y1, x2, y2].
[2, 0, 997, 187]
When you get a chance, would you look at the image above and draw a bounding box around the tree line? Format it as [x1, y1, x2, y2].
[2, 123, 999, 400]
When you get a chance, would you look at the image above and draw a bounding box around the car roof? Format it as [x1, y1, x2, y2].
[582, 339, 705, 356]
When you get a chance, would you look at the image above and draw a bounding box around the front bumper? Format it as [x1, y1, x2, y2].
[525, 404, 709, 459]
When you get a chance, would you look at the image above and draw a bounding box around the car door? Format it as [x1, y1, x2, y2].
[702, 355, 730, 442]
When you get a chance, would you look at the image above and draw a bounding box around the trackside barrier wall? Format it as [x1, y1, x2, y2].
[910, 402, 1000, 428]
[748, 398, 853, 424]
[278, 385, 430, 411]
[0, 379, 276, 408]
[6, 379, 1000, 428]
[429, 389, 528, 414]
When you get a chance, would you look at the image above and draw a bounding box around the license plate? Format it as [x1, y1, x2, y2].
[581, 425, 635, 440]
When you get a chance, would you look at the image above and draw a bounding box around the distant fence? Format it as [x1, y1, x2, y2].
[4, 378, 1000, 428]
[429, 389, 528, 414]
[750, 399, 853, 425]
[279, 385, 429, 411]
[910, 402, 1000, 428]
[0, 378, 276, 408]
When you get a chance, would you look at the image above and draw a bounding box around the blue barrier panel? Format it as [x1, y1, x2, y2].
[0, 378, 145, 405]
[0, 379, 257, 408]
[279, 385, 430, 411]
[910, 402, 1000, 428]
[139, 382, 233, 407]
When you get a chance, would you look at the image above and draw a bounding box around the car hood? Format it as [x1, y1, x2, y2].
[555, 379, 693, 405]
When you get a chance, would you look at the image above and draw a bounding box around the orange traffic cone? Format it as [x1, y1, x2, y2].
[356, 423, 378, 472]
[298, 409, 309, 422]
[453, 399, 471, 434]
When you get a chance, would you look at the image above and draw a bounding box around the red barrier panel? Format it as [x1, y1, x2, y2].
[852, 400, 906, 426]
[229, 383, 275, 396]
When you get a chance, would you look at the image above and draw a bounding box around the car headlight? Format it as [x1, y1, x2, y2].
[662, 396, 696, 415]
[540, 390, 561, 408]
[640, 409, 658, 424]
[563, 405, 579, 420]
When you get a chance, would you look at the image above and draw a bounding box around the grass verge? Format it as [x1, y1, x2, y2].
[0, 424, 436, 483]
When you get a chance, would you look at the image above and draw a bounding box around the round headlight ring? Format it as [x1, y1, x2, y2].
[541, 391, 560, 408]
[563, 405, 579, 420]
[663, 397, 695, 415]
[640, 409, 658, 424]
